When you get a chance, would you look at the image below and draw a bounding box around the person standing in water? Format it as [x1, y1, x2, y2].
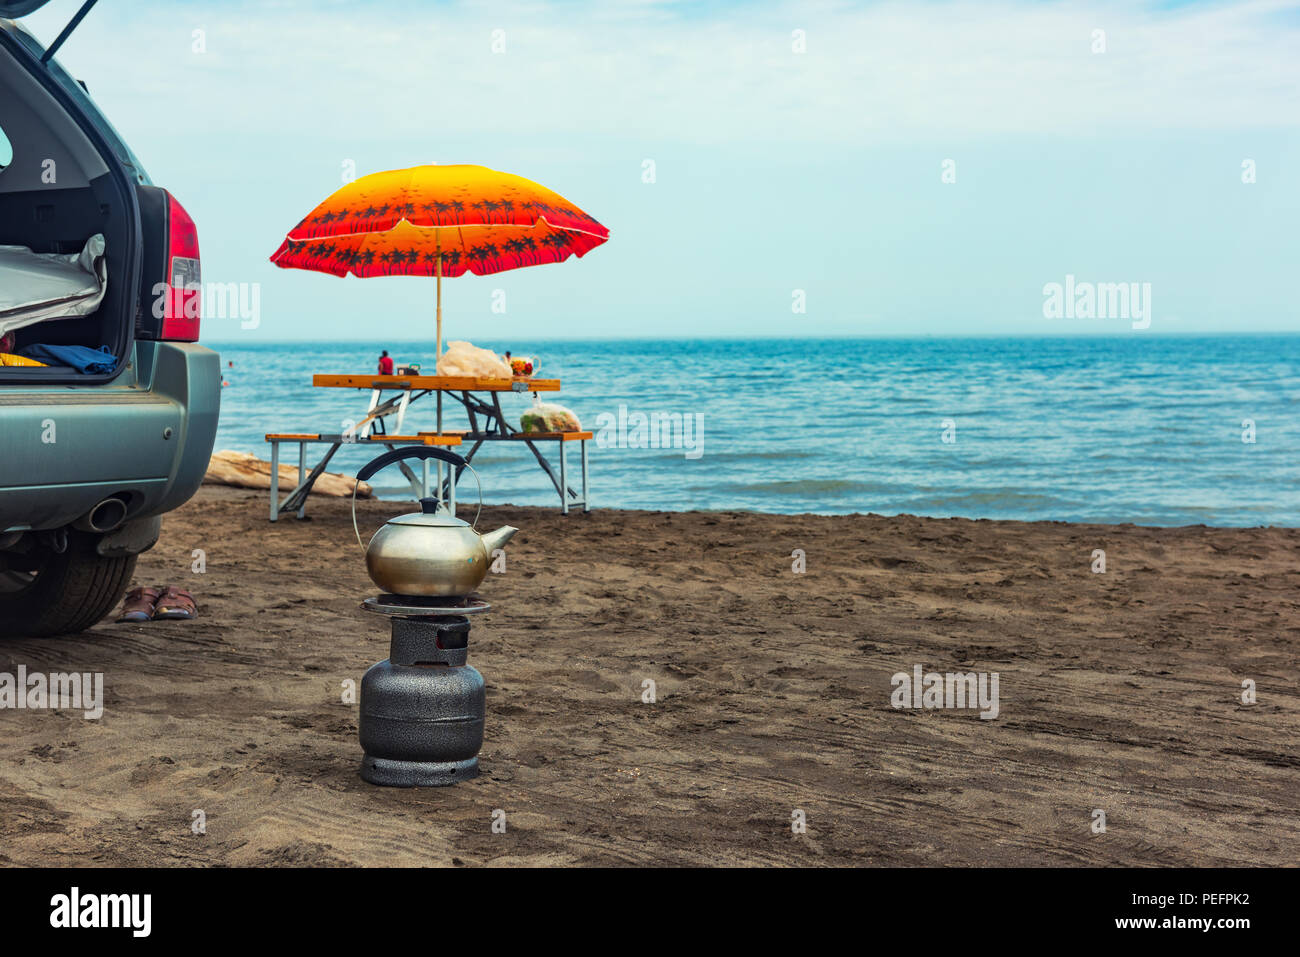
[378, 350, 394, 375]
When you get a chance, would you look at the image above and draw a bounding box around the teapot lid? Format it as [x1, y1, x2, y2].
[385, 497, 472, 528]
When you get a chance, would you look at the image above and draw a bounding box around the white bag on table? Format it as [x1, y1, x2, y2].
[435, 340, 512, 378]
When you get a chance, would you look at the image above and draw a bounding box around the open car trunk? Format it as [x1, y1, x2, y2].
[0, 14, 138, 383]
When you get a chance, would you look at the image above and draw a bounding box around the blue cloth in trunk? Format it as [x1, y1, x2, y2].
[22, 344, 115, 374]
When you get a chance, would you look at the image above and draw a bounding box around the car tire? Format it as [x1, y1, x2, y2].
[0, 532, 137, 638]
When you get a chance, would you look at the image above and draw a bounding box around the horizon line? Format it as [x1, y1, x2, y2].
[203, 330, 1300, 345]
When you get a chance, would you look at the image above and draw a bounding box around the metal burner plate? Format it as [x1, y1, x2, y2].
[361, 594, 491, 617]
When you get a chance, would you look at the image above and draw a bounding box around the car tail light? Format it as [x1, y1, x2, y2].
[161, 192, 201, 341]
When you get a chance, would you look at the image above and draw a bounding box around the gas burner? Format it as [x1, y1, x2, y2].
[357, 596, 490, 787]
[361, 594, 491, 618]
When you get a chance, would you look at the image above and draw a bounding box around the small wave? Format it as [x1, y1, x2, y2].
[908, 489, 1080, 510]
[685, 449, 820, 463]
[701, 478, 888, 496]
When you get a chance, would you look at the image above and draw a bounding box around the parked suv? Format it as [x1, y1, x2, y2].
[0, 3, 220, 636]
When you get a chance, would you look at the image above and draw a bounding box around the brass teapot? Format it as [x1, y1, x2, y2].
[352, 447, 517, 598]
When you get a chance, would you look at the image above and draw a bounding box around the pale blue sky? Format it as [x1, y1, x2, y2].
[18, 0, 1300, 341]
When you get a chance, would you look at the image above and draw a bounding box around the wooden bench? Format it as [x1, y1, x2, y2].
[264, 432, 463, 445]
[416, 430, 592, 514]
[264, 431, 462, 521]
[506, 431, 594, 441]
[417, 430, 593, 441]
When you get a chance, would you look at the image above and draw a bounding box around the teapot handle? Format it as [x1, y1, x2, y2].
[356, 445, 467, 482]
[350, 445, 483, 550]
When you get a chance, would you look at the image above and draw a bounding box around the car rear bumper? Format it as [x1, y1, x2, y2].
[0, 340, 220, 532]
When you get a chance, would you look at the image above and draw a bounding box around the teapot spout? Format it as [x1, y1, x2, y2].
[481, 525, 519, 554]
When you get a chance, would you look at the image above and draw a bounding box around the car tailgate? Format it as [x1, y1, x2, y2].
[0, 341, 219, 531]
[0, 389, 183, 486]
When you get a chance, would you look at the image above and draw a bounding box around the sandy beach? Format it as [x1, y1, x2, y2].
[1, 486, 1297, 867]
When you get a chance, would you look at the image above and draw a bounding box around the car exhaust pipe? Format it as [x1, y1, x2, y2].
[74, 497, 129, 534]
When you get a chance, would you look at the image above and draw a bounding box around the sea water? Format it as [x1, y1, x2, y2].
[207, 335, 1300, 526]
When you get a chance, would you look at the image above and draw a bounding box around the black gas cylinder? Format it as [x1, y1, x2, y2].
[359, 615, 485, 787]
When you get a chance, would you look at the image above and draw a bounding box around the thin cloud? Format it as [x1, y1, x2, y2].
[27, 0, 1300, 148]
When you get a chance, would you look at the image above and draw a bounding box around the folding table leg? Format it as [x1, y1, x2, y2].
[581, 440, 590, 513]
[560, 440, 569, 515]
[269, 440, 280, 523]
[297, 441, 307, 519]
[361, 389, 381, 439]
[394, 389, 411, 435]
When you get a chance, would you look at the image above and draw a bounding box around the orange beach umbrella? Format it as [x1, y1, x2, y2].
[269, 164, 610, 356]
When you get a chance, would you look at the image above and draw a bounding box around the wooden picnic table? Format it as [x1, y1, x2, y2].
[312, 374, 562, 392]
[263, 372, 590, 519]
[310, 374, 562, 443]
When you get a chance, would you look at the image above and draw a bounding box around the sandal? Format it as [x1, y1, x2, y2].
[152, 585, 198, 621]
[116, 585, 162, 622]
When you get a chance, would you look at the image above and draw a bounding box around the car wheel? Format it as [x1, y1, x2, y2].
[0, 532, 137, 638]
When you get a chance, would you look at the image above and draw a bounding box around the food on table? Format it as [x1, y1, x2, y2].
[521, 400, 581, 433]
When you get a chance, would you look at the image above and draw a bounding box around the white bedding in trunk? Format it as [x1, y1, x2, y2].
[0, 234, 107, 338]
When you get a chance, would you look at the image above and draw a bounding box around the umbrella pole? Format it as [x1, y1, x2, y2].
[435, 251, 443, 359]
[435, 251, 444, 507]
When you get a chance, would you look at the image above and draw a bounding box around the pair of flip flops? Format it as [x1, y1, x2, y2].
[117, 585, 198, 622]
